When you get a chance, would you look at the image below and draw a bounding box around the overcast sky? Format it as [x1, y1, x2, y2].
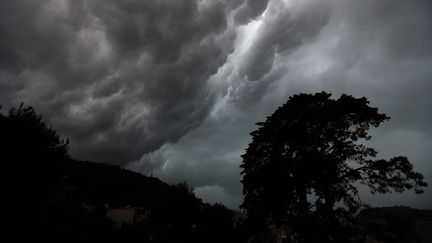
[1, 0, 431, 209]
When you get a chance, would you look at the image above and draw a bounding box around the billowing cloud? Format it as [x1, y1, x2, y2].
[234, 0, 269, 25]
[1, 0, 431, 209]
[0, 0, 238, 163]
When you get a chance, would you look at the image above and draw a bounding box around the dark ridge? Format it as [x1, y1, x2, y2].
[1, 104, 239, 243]
[54, 159, 171, 207]
[358, 206, 432, 243]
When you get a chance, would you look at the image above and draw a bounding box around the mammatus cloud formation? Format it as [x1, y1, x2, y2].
[1, 0, 239, 163]
[1, 0, 431, 209]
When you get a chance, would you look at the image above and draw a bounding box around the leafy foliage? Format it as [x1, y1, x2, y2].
[240, 92, 427, 242]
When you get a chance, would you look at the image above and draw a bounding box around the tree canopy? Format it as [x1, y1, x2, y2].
[0, 103, 70, 163]
[240, 92, 427, 242]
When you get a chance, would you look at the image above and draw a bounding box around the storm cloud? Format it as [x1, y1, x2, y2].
[0, 0, 238, 163]
[1, 0, 431, 209]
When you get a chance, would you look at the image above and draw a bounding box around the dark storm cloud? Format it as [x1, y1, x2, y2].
[0, 0, 247, 164]
[240, 0, 329, 81]
[234, 0, 269, 25]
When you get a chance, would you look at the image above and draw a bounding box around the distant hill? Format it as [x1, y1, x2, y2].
[359, 206, 432, 221]
[52, 159, 172, 207]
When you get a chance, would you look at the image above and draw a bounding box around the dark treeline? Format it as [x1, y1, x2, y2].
[1, 94, 430, 243]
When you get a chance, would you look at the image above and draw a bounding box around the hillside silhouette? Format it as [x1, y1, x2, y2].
[1, 104, 239, 243]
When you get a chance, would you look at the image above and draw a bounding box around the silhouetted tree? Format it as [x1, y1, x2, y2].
[1, 103, 70, 241]
[240, 92, 427, 242]
[0, 103, 69, 162]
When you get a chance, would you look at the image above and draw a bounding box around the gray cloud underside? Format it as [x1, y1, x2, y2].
[129, 0, 432, 209]
[0, 0, 246, 163]
[1, 0, 431, 209]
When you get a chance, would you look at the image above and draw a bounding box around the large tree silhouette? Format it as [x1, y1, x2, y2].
[240, 92, 427, 242]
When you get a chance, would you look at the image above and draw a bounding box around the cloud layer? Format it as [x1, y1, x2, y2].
[0, 0, 239, 163]
[1, 0, 431, 208]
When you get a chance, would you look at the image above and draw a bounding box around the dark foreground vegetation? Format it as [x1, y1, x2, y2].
[1, 104, 238, 242]
[1, 93, 430, 242]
